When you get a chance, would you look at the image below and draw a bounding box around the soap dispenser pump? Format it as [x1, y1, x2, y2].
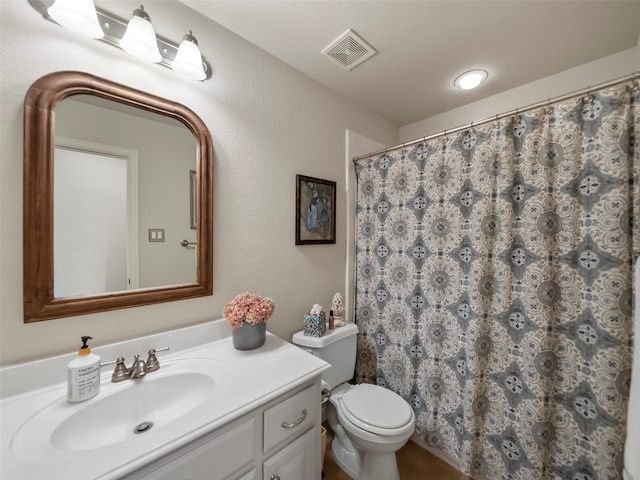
[67, 336, 101, 403]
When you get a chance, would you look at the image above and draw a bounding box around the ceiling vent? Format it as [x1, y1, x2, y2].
[322, 29, 376, 71]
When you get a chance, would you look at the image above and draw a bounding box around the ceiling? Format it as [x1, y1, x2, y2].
[181, 1, 640, 127]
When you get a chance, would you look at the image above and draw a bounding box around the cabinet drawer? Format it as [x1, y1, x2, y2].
[264, 384, 319, 453]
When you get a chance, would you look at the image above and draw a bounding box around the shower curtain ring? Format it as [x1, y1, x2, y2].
[583, 86, 594, 104]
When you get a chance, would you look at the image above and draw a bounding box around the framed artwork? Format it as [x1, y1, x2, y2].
[190, 170, 197, 230]
[296, 174, 336, 245]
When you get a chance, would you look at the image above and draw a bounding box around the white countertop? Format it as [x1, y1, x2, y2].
[0, 319, 328, 480]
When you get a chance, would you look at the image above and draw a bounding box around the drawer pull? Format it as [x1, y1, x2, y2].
[280, 409, 307, 429]
[270, 475, 281, 480]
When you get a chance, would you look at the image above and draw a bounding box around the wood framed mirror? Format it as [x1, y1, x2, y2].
[23, 71, 213, 322]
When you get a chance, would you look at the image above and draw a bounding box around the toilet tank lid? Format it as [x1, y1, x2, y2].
[292, 323, 358, 348]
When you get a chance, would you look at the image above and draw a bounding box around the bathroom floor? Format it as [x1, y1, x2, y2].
[322, 424, 470, 480]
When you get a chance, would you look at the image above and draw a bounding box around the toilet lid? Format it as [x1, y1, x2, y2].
[341, 384, 413, 432]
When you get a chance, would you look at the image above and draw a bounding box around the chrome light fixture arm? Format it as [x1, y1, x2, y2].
[28, 0, 211, 80]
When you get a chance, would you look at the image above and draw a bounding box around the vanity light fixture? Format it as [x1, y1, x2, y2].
[119, 5, 162, 63]
[46, 0, 103, 39]
[172, 31, 207, 81]
[28, 0, 211, 81]
[454, 69, 488, 90]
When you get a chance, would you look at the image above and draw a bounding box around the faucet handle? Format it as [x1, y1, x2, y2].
[111, 356, 130, 382]
[146, 347, 170, 372]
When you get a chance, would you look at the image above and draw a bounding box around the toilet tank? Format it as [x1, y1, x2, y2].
[292, 323, 358, 390]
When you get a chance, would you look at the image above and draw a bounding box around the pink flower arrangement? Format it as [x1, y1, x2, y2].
[222, 292, 275, 329]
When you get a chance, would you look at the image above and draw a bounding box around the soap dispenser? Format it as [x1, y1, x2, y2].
[67, 336, 101, 403]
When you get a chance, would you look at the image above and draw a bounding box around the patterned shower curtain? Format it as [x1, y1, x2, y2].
[354, 78, 639, 479]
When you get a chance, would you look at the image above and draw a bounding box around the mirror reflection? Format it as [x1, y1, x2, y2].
[54, 95, 197, 297]
[23, 71, 213, 322]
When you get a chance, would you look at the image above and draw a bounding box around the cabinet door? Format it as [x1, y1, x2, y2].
[263, 428, 319, 480]
[130, 418, 256, 480]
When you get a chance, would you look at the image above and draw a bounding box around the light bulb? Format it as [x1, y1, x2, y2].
[172, 31, 207, 81]
[454, 69, 488, 90]
[119, 5, 161, 63]
[47, 0, 103, 39]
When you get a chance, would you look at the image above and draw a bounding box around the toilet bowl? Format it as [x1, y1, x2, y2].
[291, 324, 415, 480]
[328, 383, 415, 480]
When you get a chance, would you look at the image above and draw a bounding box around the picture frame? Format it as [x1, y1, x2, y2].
[189, 169, 197, 230]
[296, 174, 336, 245]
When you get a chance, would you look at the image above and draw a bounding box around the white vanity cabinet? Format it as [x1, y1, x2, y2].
[122, 379, 321, 480]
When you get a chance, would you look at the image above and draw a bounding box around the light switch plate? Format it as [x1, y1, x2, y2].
[148, 228, 165, 242]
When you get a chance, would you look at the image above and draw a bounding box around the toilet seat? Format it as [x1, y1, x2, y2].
[339, 384, 414, 436]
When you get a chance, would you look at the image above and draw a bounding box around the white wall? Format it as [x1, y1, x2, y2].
[0, 1, 398, 365]
[400, 46, 639, 142]
[345, 131, 387, 321]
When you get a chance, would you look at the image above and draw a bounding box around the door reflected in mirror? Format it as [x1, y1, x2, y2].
[54, 142, 132, 296]
[23, 72, 213, 322]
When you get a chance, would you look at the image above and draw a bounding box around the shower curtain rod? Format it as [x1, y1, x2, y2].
[353, 71, 640, 163]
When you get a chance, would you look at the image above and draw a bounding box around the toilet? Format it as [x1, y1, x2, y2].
[292, 323, 415, 480]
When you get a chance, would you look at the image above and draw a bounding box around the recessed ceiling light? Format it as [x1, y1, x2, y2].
[454, 69, 488, 90]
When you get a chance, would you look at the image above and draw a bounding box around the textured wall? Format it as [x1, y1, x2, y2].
[0, 1, 397, 365]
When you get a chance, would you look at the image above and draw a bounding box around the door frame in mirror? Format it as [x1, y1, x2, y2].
[23, 71, 213, 322]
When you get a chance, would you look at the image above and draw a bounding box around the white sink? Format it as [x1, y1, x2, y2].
[11, 357, 230, 461]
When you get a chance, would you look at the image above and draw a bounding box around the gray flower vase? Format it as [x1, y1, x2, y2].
[232, 322, 266, 350]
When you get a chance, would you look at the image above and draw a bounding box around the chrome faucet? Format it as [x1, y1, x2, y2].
[129, 355, 147, 379]
[107, 347, 170, 382]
